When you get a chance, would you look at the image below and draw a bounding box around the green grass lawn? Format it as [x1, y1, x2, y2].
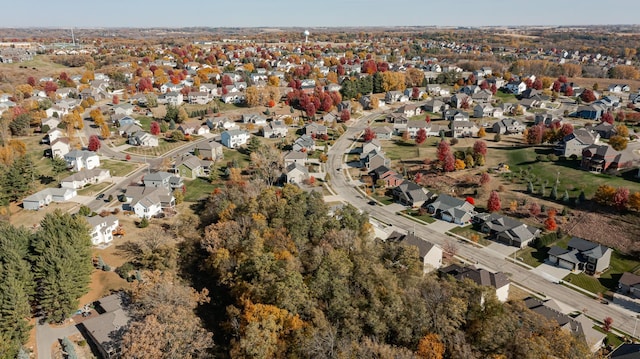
[516, 246, 549, 268]
[135, 116, 153, 131]
[101, 159, 138, 177]
[371, 193, 394, 205]
[382, 138, 439, 161]
[494, 91, 518, 103]
[77, 182, 111, 196]
[124, 139, 188, 157]
[496, 147, 640, 199]
[184, 177, 220, 202]
[400, 209, 436, 224]
[448, 225, 492, 246]
[593, 326, 624, 347]
[221, 148, 250, 168]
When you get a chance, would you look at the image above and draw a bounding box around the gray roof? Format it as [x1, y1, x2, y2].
[440, 264, 509, 289]
[610, 344, 640, 359]
[388, 231, 436, 258]
[143, 171, 173, 182]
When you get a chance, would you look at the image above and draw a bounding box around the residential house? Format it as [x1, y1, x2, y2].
[396, 104, 422, 117]
[60, 169, 111, 189]
[173, 154, 209, 179]
[404, 87, 426, 100]
[322, 112, 338, 124]
[471, 89, 493, 103]
[444, 109, 469, 122]
[115, 115, 137, 127]
[361, 139, 382, 156]
[49, 138, 71, 158]
[337, 101, 352, 113]
[524, 297, 605, 353]
[118, 124, 143, 137]
[305, 123, 328, 137]
[519, 98, 544, 110]
[372, 126, 393, 140]
[426, 194, 475, 224]
[78, 293, 131, 359]
[369, 165, 404, 188]
[581, 144, 633, 172]
[157, 91, 184, 106]
[285, 163, 309, 184]
[423, 98, 448, 113]
[440, 264, 510, 302]
[242, 114, 268, 127]
[492, 118, 526, 135]
[41, 117, 61, 132]
[590, 121, 616, 139]
[555, 128, 600, 158]
[618, 272, 640, 298]
[143, 171, 183, 190]
[504, 81, 527, 95]
[387, 231, 443, 273]
[187, 91, 212, 104]
[450, 121, 479, 138]
[221, 93, 243, 104]
[548, 237, 612, 275]
[473, 104, 502, 118]
[608, 84, 630, 93]
[194, 140, 224, 161]
[391, 115, 409, 134]
[460, 85, 480, 96]
[128, 131, 159, 147]
[520, 88, 543, 99]
[85, 215, 119, 246]
[473, 213, 541, 248]
[221, 130, 250, 149]
[406, 120, 429, 138]
[23, 188, 77, 210]
[64, 150, 100, 172]
[124, 186, 175, 218]
[575, 104, 605, 120]
[609, 344, 640, 359]
[113, 103, 134, 116]
[263, 120, 289, 138]
[206, 117, 238, 131]
[283, 151, 307, 167]
[359, 95, 373, 110]
[177, 123, 200, 136]
[292, 135, 315, 152]
[361, 149, 390, 171]
[392, 180, 432, 207]
[450, 93, 472, 109]
[385, 91, 405, 103]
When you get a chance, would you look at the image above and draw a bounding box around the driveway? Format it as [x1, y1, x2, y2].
[531, 261, 571, 283]
[487, 242, 519, 257]
[428, 220, 459, 234]
[36, 319, 80, 359]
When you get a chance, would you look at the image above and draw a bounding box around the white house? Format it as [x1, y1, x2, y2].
[64, 150, 100, 171]
[285, 163, 309, 184]
[22, 188, 77, 210]
[505, 81, 527, 95]
[113, 103, 134, 116]
[128, 131, 159, 147]
[124, 186, 175, 218]
[60, 169, 111, 189]
[85, 215, 120, 246]
[49, 138, 71, 158]
[220, 130, 250, 148]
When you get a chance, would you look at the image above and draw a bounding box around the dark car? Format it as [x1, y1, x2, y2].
[96, 193, 105, 200]
[368, 200, 377, 206]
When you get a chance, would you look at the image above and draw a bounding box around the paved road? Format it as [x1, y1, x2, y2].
[327, 111, 640, 338]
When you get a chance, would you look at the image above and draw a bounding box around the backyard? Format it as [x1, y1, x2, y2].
[184, 177, 219, 202]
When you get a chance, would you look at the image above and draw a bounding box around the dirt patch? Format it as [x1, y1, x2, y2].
[78, 270, 130, 307]
[9, 201, 80, 228]
[565, 205, 640, 255]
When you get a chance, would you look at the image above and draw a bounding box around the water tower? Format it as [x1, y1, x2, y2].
[303, 30, 310, 43]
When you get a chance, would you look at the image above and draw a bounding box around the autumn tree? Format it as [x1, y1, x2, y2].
[100, 124, 110, 139]
[628, 192, 640, 211]
[479, 172, 491, 186]
[615, 124, 629, 138]
[603, 317, 613, 332]
[477, 127, 486, 138]
[613, 187, 630, 210]
[544, 210, 557, 231]
[340, 109, 350, 122]
[150, 121, 161, 135]
[415, 128, 427, 145]
[594, 185, 616, 205]
[487, 191, 501, 212]
[601, 111, 614, 124]
[363, 127, 376, 142]
[473, 140, 487, 156]
[454, 159, 466, 170]
[580, 89, 596, 103]
[245, 86, 260, 107]
[417, 333, 445, 359]
[88, 135, 101, 151]
[609, 135, 628, 151]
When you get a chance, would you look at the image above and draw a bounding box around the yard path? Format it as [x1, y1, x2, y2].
[35, 319, 80, 359]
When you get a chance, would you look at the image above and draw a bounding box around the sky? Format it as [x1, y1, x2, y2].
[4, 0, 640, 28]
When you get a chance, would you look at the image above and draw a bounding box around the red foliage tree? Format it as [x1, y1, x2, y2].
[552, 80, 562, 92]
[267, 100, 275, 108]
[436, 140, 451, 162]
[340, 109, 350, 122]
[489, 84, 497, 95]
[320, 92, 333, 112]
[27, 76, 36, 87]
[614, 187, 630, 210]
[221, 75, 233, 86]
[137, 77, 153, 92]
[150, 121, 161, 135]
[425, 114, 431, 123]
[125, 154, 131, 161]
[487, 191, 501, 212]
[532, 79, 543, 90]
[580, 89, 596, 103]
[304, 103, 316, 118]
[558, 75, 568, 83]
[529, 203, 541, 217]
[412, 87, 420, 99]
[443, 152, 456, 172]
[560, 123, 574, 137]
[363, 127, 376, 142]
[524, 78, 533, 88]
[616, 111, 626, 122]
[479, 172, 491, 186]
[43, 81, 58, 95]
[415, 128, 427, 145]
[544, 216, 557, 231]
[564, 86, 574, 96]
[526, 124, 545, 144]
[603, 317, 613, 332]
[601, 111, 614, 124]
[479, 81, 489, 90]
[465, 197, 475, 205]
[473, 140, 488, 156]
[88, 135, 101, 151]
[112, 95, 120, 105]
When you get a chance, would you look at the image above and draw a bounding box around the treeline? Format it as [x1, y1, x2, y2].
[0, 210, 93, 357]
[166, 182, 593, 358]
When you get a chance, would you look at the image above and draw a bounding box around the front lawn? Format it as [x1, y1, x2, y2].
[77, 182, 111, 196]
[448, 225, 491, 246]
[400, 209, 436, 224]
[371, 193, 394, 205]
[135, 116, 153, 131]
[124, 138, 189, 157]
[516, 246, 549, 268]
[564, 251, 640, 294]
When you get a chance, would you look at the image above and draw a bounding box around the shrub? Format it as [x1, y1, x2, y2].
[535, 155, 546, 162]
[547, 154, 558, 161]
[533, 232, 557, 249]
[116, 262, 135, 279]
[138, 217, 149, 228]
[450, 138, 459, 145]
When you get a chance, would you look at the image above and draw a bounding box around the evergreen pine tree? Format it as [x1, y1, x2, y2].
[551, 184, 558, 200]
[562, 190, 570, 203]
[527, 181, 534, 193]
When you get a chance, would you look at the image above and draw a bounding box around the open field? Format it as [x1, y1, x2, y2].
[569, 77, 640, 93]
[100, 159, 139, 177]
[0, 55, 78, 87]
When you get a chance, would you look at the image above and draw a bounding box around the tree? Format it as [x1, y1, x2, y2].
[443, 152, 455, 172]
[245, 86, 260, 107]
[613, 187, 630, 210]
[340, 109, 350, 122]
[615, 124, 629, 138]
[150, 121, 161, 135]
[171, 131, 185, 142]
[477, 127, 486, 138]
[473, 140, 487, 156]
[601, 111, 614, 124]
[544, 216, 557, 231]
[363, 127, 376, 142]
[594, 185, 616, 205]
[609, 135, 628, 151]
[31, 210, 93, 323]
[525, 124, 545, 144]
[88, 135, 101, 151]
[100, 124, 110, 139]
[454, 159, 465, 170]
[112, 95, 119, 104]
[529, 202, 541, 217]
[436, 140, 451, 162]
[628, 192, 640, 211]
[417, 333, 445, 359]
[479, 172, 491, 186]
[487, 191, 501, 212]
[580, 89, 596, 102]
[416, 128, 427, 145]
[603, 317, 613, 332]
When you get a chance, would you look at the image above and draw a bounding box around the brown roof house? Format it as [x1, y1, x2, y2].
[619, 272, 640, 298]
[440, 264, 510, 302]
[581, 144, 633, 173]
[387, 231, 443, 273]
[78, 293, 130, 358]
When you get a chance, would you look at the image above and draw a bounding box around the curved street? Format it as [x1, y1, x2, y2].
[327, 111, 640, 338]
